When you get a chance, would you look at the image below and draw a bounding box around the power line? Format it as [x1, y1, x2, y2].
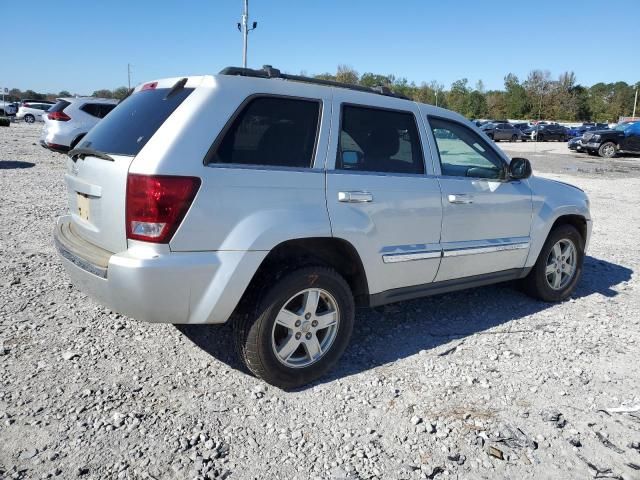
[237, 0, 258, 68]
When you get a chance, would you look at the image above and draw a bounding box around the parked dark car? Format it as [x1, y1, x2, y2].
[525, 123, 568, 142]
[582, 121, 640, 158]
[480, 122, 526, 142]
[511, 122, 530, 133]
[567, 137, 584, 152]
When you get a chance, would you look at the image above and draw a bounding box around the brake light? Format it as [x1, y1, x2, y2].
[141, 82, 158, 91]
[126, 174, 200, 243]
[48, 111, 70, 121]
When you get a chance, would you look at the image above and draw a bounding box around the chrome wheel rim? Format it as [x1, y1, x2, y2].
[545, 239, 577, 290]
[271, 288, 340, 368]
[602, 144, 615, 157]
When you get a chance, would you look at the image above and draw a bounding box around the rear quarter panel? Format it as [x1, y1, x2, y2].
[128, 76, 333, 252]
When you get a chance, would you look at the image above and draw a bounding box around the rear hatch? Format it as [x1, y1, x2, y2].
[65, 79, 196, 253]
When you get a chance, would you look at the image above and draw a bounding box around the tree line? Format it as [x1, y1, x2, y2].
[3, 87, 131, 103]
[5, 67, 638, 122]
[315, 66, 638, 123]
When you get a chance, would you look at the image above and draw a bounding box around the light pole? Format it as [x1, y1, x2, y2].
[633, 87, 638, 118]
[127, 63, 132, 90]
[237, 0, 258, 68]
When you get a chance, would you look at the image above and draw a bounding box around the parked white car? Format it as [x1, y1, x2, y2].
[16, 101, 55, 123]
[40, 97, 118, 152]
[54, 66, 592, 388]
[0, 101, 17, 116]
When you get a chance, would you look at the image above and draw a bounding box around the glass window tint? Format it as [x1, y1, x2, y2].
[81, 103, 115, 118]
[81, 103, 100, 117]
[78, 88, 193, 156]
[50, 100, 70, 113]
[336, 105, 424, 174]
[212, 97, 320, 168]
[429, 117, 505, 179]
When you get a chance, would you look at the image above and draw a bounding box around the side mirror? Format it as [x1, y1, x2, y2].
[508, 157, 532, 180]
[341, 150, 361, 168]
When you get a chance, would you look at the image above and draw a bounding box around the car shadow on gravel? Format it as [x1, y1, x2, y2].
[0, 160, 35, 169]
[177, 255, 632, 389]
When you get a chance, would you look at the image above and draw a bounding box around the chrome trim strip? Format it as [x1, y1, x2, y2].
[382, 250, 442, 263]
[443, 242, 530, 258]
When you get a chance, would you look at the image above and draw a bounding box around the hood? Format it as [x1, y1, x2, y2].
[589, 128, 614, 135]
[544, 177, 584, 193]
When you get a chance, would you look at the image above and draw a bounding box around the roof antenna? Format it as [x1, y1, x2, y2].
[237, 0, 258, 68]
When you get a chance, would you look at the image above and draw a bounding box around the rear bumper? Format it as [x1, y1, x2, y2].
[54, 215, 267, 324]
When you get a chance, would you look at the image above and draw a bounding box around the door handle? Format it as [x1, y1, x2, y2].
[338, 191, 373, 203]
[448, 194, 473, 204]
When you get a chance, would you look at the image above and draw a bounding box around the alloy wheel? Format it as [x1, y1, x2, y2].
[271, 288, 340, 368]
[545, 239, 577, 290]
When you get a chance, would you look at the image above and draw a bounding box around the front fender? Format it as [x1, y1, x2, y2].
[525, 176, 591, 267]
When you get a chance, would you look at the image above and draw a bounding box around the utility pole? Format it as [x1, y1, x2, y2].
[633, 87, 638, 118]
[127, 64, 132, 90]
[237, 0, 257, 68]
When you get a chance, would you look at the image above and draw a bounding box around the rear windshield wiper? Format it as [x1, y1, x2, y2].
[165, 77, 188, 99]
[68, 147, 115, 162]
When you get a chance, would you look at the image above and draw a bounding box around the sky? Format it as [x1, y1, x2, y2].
[2, 0, 639, 95]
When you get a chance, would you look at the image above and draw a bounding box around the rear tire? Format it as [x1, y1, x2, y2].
[234, 266, 355, 389]
[24, 114, 35, 124]
[522, 224, 584, 302]
[598, 141, 617, 158]
[510, 134, 517, 142]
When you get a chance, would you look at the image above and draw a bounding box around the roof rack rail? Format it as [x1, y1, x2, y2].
[218, 65, 410, 100]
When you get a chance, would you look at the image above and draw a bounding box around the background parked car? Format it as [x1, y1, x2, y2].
[0, 101, 18, 117]
[511, 122, 530, 133]
[40, 97, 118, 152]
[526, 123, 568, 142]
[582, 121, 640, 158]
[480, 122, 526, 141]
[567, 136, 584, 152]
[17, 102, 54, 123]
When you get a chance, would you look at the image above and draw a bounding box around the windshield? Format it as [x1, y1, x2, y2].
[614, 121, 636, 131]
[78, 87, 193, 156]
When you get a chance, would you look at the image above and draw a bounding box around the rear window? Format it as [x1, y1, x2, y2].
[50, 100, 71, 113]
[78, 87, 193, 156]
[81, 103, 116, 119]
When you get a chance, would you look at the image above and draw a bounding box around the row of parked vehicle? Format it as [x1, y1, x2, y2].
[1, 97, 119, 152]
[568, 120, 640, 158]
[473, 119, 616, 145]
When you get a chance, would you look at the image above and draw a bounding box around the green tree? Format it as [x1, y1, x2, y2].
[92, 89, 114, 99]
[112, 87, 130, 100]
[447, 78, 471, 116]
[335, 65, 359, 85]
[58, 90, 71, 97]
[503, 74, 529, 119]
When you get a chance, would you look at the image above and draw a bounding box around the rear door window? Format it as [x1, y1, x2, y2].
[210, 96, 321, 168]
[78, 87, 193, 156]
[336, 105, 424, 174]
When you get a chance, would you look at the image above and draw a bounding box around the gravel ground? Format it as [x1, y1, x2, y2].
[1, 123, 639, 480]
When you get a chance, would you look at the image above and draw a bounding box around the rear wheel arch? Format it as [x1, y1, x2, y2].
[237, 237, 369, 313]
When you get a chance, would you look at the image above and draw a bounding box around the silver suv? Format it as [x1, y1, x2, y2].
[54, 66, 592, 388]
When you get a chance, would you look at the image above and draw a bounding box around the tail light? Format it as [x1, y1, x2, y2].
[126, 174, 200, 243]
[48, 111, 71, 121]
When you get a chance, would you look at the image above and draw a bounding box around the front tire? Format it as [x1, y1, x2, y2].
[522, 224, 584, 302]
[510, 134, 518, 142]
[598, 141, 616, 158]
[24, 114, 35, 124]
[235, 266, 355, 389]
